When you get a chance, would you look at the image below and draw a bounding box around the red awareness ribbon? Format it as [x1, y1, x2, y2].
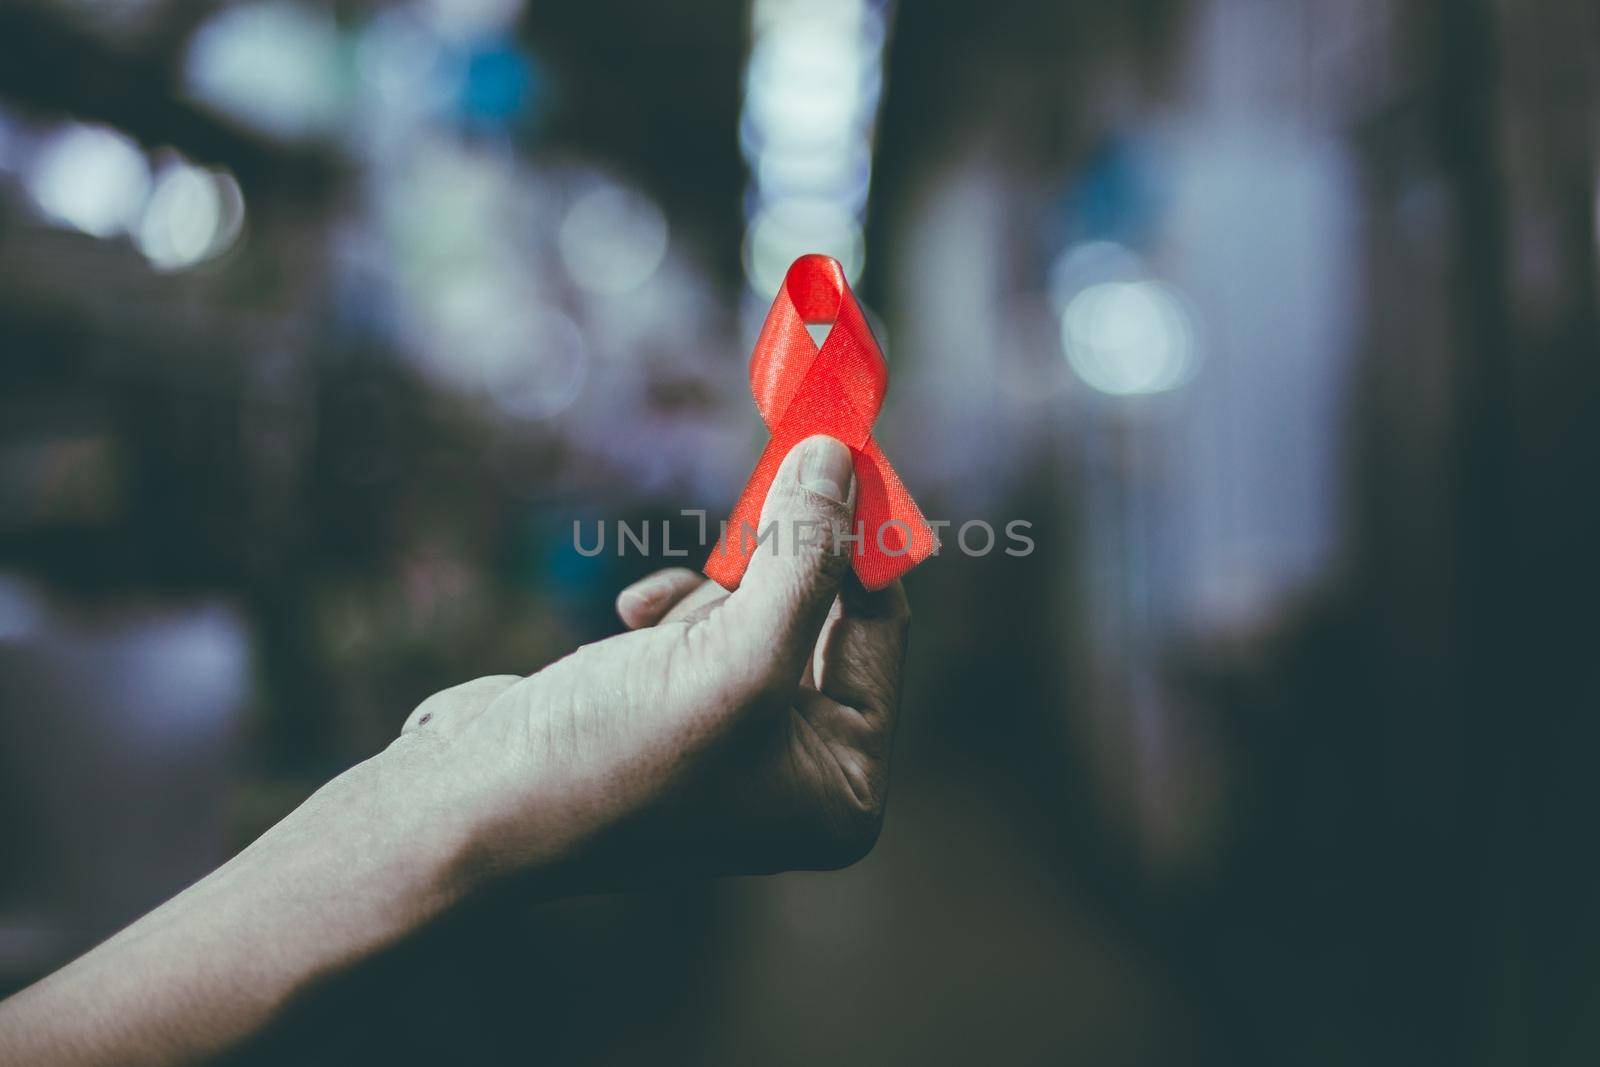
[705, 253, 937, 592]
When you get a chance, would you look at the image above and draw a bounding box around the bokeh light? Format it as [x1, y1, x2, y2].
[739, 0, 886, 294]
[480, 308, 589, 421]
[558, 184, 670, 297]
[1047, 240, 1146, 309]
[419, 0, 526, 39]
[25, 123, 149, 238]
[183, 1, 343, 139]
[743, 22, 876, 145]
[356, 9, 460, 116]
[743, 197, 864, 296]
[1061, 280, 1198, 396]
[136, 159, 245, 271]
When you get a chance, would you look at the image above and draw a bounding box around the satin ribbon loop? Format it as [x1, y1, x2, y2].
[706, 254, 936, 592]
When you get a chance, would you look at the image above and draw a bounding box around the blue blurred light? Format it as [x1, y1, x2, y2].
[459, 41, 536, 123]
[1062, 135, 1161, 248]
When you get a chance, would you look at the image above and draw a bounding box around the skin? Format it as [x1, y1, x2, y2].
[0, 434, 910, 1066]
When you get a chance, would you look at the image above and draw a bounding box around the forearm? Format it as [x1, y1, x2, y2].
[0, 734, 476, 1066]
[0, 459, 896, 1063]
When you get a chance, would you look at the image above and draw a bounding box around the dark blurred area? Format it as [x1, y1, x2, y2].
[2, 0, 1597, 1063]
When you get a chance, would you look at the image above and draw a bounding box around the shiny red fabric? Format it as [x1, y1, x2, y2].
[705, 254, 937, 592]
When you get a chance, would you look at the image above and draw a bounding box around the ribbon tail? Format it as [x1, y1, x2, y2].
[851, 437, 938, 591]
[705, 434, 935, 593]
[704, 432, 790, 590]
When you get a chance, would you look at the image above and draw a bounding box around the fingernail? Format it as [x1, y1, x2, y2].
[797, 435, 853, 504]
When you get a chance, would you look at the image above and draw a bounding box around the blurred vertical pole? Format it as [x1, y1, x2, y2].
[1434, 0, 1521, 1059]
[1361, 0, 1599, 1062]
[1468, 1, 1600, 1064]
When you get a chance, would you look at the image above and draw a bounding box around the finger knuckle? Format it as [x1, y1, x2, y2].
[804, 512, 850, 553]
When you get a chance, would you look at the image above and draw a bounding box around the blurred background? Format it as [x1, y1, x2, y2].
[1, 0, 1597, 1063]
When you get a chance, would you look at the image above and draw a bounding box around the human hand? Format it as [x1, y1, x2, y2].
[0, 434, 909, 1065]
[394, 434, 910, 893]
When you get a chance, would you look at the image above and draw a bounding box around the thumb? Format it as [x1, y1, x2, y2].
[710, 434, 858, 694]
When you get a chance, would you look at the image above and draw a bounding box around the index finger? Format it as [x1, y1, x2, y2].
[616, 567, 708, 629]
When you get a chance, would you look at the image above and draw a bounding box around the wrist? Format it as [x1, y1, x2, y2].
[347, 731, 492, 915]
